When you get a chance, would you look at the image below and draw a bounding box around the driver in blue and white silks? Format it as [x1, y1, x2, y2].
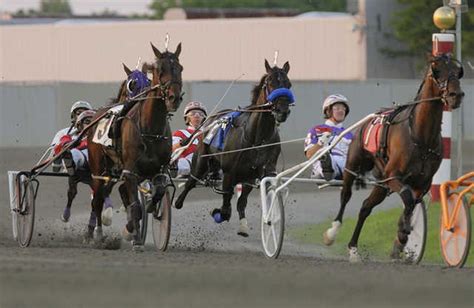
[304, 94, 353, 181]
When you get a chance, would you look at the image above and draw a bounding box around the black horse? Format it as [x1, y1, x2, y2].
[87, 43, 183, 249]
[323, 54, 464, 262]
[175, 59, 294, 237]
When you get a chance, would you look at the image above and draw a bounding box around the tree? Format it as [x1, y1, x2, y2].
[39, 0, 72, 16]
[389, 0, 474, 62]
[149, 0, 346, 19]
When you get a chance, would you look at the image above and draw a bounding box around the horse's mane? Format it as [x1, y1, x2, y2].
[251, 74, 267, 105]
[108, 80, 127, 105]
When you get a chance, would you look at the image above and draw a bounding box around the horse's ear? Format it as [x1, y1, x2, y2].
[175, 43, 182, 58]
[283, 61, 290, 74]
[264, 59, 272, 74]
[425, 51, 435, 63]
[151, 42, 162, 58]
[141, 62, 150, 73]
[123, 63, 132, 76]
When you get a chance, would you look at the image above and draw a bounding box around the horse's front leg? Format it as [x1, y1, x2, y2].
[175, 154, 208, 209]
[61, 176, 78, 223]
[90, 179, 105, 242]
[211, 175, 234, 223]
[346, 185, 388, 263]
[387, 179, 416, 260]
[236, 184, 253, 237]
[121, 171, 143, 249]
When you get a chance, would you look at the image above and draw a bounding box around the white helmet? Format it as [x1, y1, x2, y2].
[322, 94, 349, 119]
[75, 109, 96, 127]
[70, 100, 92, 119]
[183, 101, 207, 124]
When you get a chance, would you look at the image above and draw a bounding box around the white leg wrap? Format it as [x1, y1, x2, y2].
[238, 218, 249, 237]
[348, 246, 362, 263]
[94, 226, 103, 240]
[323, 221, 341, 246]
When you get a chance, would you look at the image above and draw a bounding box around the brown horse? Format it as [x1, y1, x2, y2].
[323, 54, 464, 262]
[87, 43, 183, 249]
[174, 60, 293, 237]
[61, 63, 151, 224]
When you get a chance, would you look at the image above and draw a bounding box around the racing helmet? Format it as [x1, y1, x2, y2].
[70, 100, 93, 120]
[183, 101, 207, 124]
[75, 109, 96, 130]
[322, 94, 350, 119]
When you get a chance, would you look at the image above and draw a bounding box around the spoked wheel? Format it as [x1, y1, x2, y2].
[403, 201, 427, 264]
[261, 187, 285, 259]
[137, 187, 149, 245]
[15, 174, 37, 248]
[152, 188, 171, 251]
[440, 193, 471, 268]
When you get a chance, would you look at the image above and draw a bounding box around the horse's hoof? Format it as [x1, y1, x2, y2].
[121, 226, 134, 242]
[132, 242, 144, 252]
[390, 238, 403, 261]
[102, 207, 113, 226]
[61, 208, 71, 223]
[237, 218, 249, 237]
[348, 247, 362, 263]
[323, 231, 334, 246]
[83, 225, 94, 244]
[94, 226, 103, 241]
[322, 221, 341, 246]
[211, 209, 224, 223]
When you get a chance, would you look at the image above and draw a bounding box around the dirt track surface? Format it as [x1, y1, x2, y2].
[1, 148, 473, 307]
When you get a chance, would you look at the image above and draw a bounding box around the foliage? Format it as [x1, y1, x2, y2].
[39, 0, 72, 16]
[389, 0, 474, 61]
[289, 202, 474, 267]
[14, 0, 72, 17]
[149, 0, 346, 19]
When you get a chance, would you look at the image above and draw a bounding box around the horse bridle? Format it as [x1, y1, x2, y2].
[261, 70, 293, 113]
[429, 57, 463, 106]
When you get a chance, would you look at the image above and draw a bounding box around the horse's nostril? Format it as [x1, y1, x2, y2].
[168, 95, 175, 102]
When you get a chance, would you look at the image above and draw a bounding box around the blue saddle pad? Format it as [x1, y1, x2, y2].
[205, 111, 242, 150]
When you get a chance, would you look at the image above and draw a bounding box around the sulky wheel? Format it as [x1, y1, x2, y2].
[261, 186, 285, 259]
[403, 201, 427, 264]
[15, 174, 37, 248]
[440, 193, 471, 268]
[152, 188, 172, 251]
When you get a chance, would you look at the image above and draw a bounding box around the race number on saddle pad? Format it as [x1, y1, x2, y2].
[92, 105, 124, 147]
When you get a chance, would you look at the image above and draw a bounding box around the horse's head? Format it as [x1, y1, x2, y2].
[150, 42, 184, 112]
[123, 63, 150, 99]
[260, 59, 294, 123]
[429, 54, 464, 109]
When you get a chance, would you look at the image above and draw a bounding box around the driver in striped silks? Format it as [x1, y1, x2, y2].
[171, 101, 207, 178]
[304, 94, 353, 181]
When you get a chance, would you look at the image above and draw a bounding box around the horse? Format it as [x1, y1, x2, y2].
[323, 54, 464, 262]
[61, 62, 151, 225]
[174, 59, 294, 237]
[109, 63, 151, 105]
[87, 42, 183, 248]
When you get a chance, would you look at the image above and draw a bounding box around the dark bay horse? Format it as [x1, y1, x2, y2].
[87, 43, 183, 248]
[61, 62, 151, 225]
[323, 54, 464, 262]
[175, 60, 294, 237]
